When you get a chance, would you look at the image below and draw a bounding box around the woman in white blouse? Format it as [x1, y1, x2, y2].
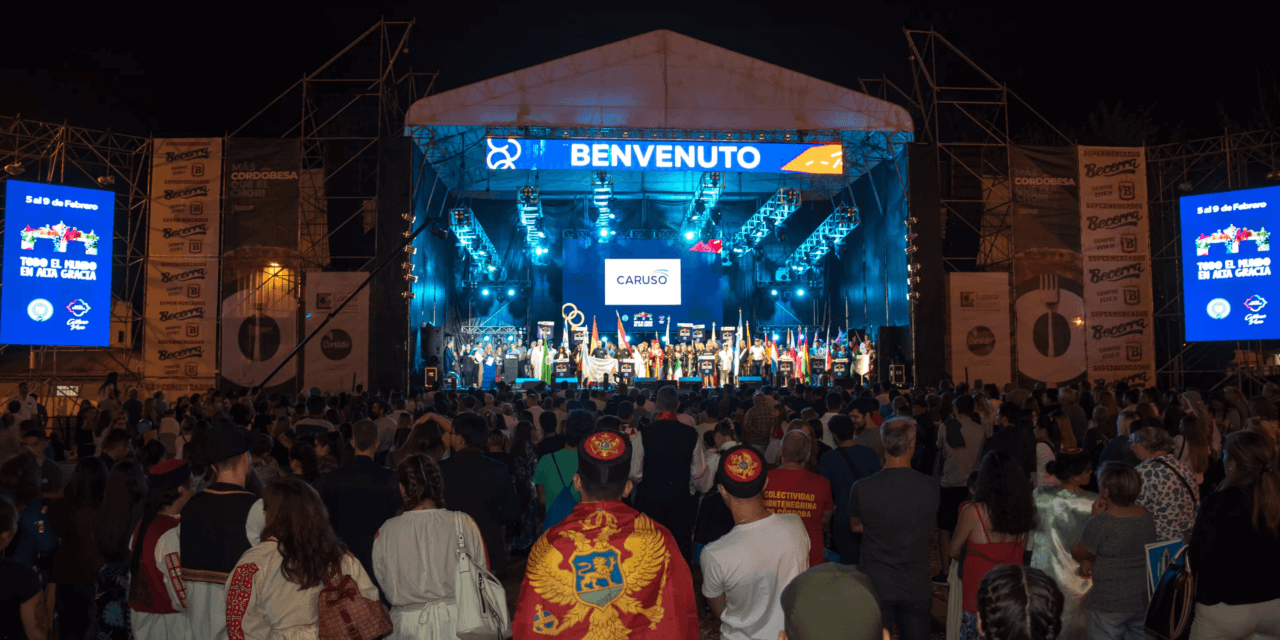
[224, 477, 379, 640]
[372, 454, 487, 640]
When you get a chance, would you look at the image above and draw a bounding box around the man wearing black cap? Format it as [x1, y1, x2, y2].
[514, 429, 699, 640]
[179, 423, 263, 640]
[701, 445, 809, 640]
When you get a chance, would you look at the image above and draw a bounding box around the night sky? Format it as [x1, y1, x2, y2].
[2, 2, 1272, 142]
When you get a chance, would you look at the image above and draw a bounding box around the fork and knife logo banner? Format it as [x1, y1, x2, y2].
[1011, 146, 1087, 388]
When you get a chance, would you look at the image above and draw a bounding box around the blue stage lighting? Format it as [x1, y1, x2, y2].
[772, 333, 779, 341]
[480, 288, 490, 296]
[770, 289, 778, 296]
[684, 231, 695, 241]
[483, 335, 491, 341]
[507, 288, 516, 296]
[796, 288, 806, 297]
[507, 335, 515, 342]
[599, 228, 609, 238]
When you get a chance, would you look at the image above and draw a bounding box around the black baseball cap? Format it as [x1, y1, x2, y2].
[203, 424, 256, 464]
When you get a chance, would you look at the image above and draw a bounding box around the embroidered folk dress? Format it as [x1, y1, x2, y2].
[128, 516, 191, 640]
[224, 540, 378, 640]
[513, 499, 699, 640]
[371, 509, 487, 640]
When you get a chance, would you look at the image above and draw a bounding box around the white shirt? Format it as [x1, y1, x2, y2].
[750, 346, 765, 360]
[819, 412, 839, 449]
[373, 509, 486, 639]
[225, 541, 378, 640]
[292, 417, 334, 433]
[677, 413, 696, 428]
[374, 415, 399, 452]
[129, 522, 190, 640]
[8, 394, 37, 422]
[701, 513, 809, 640]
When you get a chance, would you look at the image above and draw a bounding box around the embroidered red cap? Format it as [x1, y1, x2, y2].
[717, 445, 766, 498]
[583, 431, 627, 462]
[148, 458, 191, 492]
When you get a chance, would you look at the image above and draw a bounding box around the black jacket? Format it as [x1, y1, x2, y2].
[637, 419, 698, 503]
[980, 424, 1038, 479]
[438, 448, 520, 571]
[319, 456, 401, 584]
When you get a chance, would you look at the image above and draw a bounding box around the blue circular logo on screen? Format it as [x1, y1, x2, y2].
[27, 299, 54, 322]
[1206, 298, 1231, 320]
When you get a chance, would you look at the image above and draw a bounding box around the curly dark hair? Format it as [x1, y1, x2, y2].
[972, 450, 1036, 535]
[977, 564, 1064, 640]
[289, 441, 319, 483]
[395, 453, 445, 512]
[261, 476, 347, 590]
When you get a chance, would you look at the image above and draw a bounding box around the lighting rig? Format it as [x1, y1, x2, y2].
[782, 204, 860, 276]
[906, 214, 920, 301]
[449, 205, 501, 280]
[517, 185, 548, 256]
[681, 171, 724, 242]
[592, 171, 616, 239]
[726, 188, 802, 257]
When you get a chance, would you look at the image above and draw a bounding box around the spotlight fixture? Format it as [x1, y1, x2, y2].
[431, 227, 448, 240]
[401, 212, 415, 222]
[796, 288, 806, 297]
[905, 233, 918, 243]
[770, 289, 779, 297]
[906, 245, 918, 254]
[402, 291, 415, 299]
[405, 275, 418, 283]
[480, 288, 491, 296]
[97, 175, 116, 186]
[402, 229, 412, 238]
[507, 288, 516, 297]
[401, 261, 414, 271]
[4, 162, 24, 176]
[684, 231, 695, 241]
[404, 246, 417, 255]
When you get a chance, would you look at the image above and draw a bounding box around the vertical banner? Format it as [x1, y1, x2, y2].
[220, 139, 301, 390]
[1079, 147, 1155, 387]
[1011, 146, 1088, 388]
[303, 272, 368, 392]
[949, 273, 1012, 387]
[145, 139, 222, 386]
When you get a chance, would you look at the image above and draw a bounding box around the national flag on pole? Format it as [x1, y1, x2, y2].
[745, 321, 751, 348]
[616, 310, 628, 347]
[562, 318, 569, 351]
[591, 316, 599, 353]
[733, 309, 743, 384]
[825, 325, 832, 372]
[664, 316, 670, 346]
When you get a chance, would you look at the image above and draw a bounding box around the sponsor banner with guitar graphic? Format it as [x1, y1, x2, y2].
[1079, 147, 1156, 386]
[948, 272, 1012, 388]
[143, 257, 220, 378]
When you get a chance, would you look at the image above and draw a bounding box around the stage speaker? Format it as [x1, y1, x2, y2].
[517, 379, 542, 391]
[425, 367, 438, 386]
[633, 377, 659, 391]
[738, 376, 764, 388]
[876, 326, 912, 386]
[678, 376, 701, 391]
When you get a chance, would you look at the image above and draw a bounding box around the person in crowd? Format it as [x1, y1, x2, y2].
[293, 396, 335, 438]
[778, 562, 885, 640]
[506, 419, 541, 552]
[849, 417, 939, 640]
[95, 428, 136, 471]
[1130, 426, 1200, 541]
[92, 460, 148, 640]
[950, 450, 1035, 639]
[249, 434, 282, 483]
[524, 427, 698, 637]
[0, 452, 57, 629]
[179, 424, 263, 640]
[127, 459, 195, 639]
[1187, 430, 1280, 639]
[635, 386, 707, 560]
[318, 419, 400, 593]
[534, 410, 591, 522]
[1099, 409, 1141, 467]
[0, 493, 48, 640]
[980, 402, 1036, 481]
[1070, 461, 1157, 640]
[935, 394, 985, 583]
[849, 398, 885, 461]
[48, 456, 108, 640]
[975, 564, 1064, 640]
[1059, 387, 1089, 445]
[372, 454, 486, 639]
[701, 444, 807, 640]
[1029, 448, 1095, 640]
[19, 430, 62, 499]
[1174, 412, 1212, 484]
[742, 393, 776, 452]
[764, 430, 835, 568]
[437, 411, 519, 577]
[817, 413, 880, 565]
[225, 476, 379, 639]
[1033, 414, 1063, 486]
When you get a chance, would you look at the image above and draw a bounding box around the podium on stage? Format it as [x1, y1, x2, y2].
[832, 358, 850, 378]
[698, 355, 715, 377]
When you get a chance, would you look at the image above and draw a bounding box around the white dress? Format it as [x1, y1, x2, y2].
[371, 509, 487, 640]
[131, 524, 193, 640]
[224, 540, 378, 640]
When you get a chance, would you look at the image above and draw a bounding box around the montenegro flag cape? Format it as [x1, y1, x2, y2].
[513, 500, 698, 640]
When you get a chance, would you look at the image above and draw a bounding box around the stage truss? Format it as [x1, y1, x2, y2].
[0, 116, 150, 405]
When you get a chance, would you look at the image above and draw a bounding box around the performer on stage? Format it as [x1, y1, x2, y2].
[648, 340, 664, 380]
[737, 339, 751, 378]
[750, 339, 765, 376]
[718, 341, 735, 387]
[482, 345, 498, 388]
[631, 345, 647, 379]
[513, 338, 528, 378]
[443, 338, 456, 382]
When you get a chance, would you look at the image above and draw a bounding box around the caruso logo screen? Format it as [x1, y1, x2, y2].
[1, 180, 115, 347]
[564, 238, 722, 328]
[1180, 184, 1277, 341]
[605, 259, 681, 305]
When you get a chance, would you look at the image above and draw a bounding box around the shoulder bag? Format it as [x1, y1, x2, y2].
[454, 512, 512, 640]
[317, 563, 393, 640]
[1144, 544, 1194, 640]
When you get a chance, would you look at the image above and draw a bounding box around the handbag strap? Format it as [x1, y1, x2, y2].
[1154, 457, 1198, 506]
[837, 446, 860, 478]
[550, 450, 567, 486]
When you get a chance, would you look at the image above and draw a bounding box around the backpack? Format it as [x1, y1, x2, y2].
[317, 572, 393, 640]
[540, 452, 578, 533]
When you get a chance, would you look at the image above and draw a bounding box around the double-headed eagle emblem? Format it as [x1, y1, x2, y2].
[528, 509, 669, 638]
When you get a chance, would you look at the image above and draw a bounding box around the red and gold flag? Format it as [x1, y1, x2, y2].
[514, 500, 698, 640]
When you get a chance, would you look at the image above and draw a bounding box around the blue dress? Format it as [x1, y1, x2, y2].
[481, 356, 497, 389]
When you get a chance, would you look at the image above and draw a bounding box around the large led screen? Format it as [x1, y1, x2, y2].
[1, 181, 115, 347]
[563, 237, 722, 336]
[1180, 185, 1276, 341]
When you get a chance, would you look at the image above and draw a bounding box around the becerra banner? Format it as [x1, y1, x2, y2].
[149, 139, 222, 257]
[143, 257, 219, 379]
[949, 273, 1012, 388]
[485, 138, 844, 175]
[1079, 146, 1155, 387]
